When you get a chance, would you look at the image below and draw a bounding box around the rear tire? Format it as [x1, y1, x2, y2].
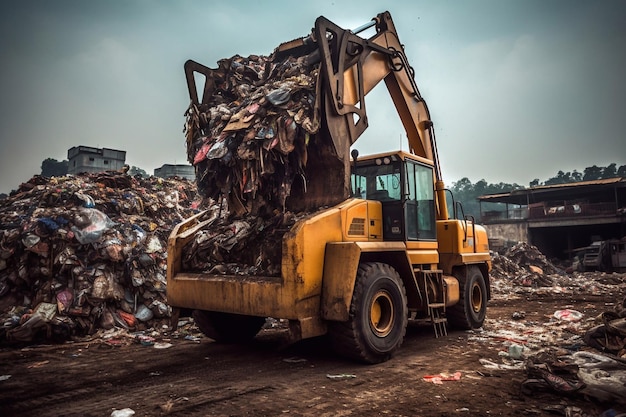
[192, 310, 265, 343]
[447, 266, 487, 330]
[329, 262, 408, 364]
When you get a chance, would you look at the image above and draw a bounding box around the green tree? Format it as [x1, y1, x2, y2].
[601, 163, 617, 178]
[545, 170, 575, 185]
[571, 170, 582, 182]
[449, 178, 521, 220]
[583, 165, 602, 181]
[41, 158, 68, 177]
[618, 165, 626, 177]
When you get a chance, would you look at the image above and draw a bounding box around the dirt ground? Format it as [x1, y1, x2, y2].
[1, 278, 624, 417]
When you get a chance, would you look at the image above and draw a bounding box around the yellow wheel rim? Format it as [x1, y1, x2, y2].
[369, 290, 394, 336]
[470, 281, 483, 313]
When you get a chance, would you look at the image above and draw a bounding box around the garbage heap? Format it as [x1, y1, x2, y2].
[184, 52, 321, 218]
[490, 242, 561, 288]
[0, 172, 201, 344]
[489, 241, 626, 300]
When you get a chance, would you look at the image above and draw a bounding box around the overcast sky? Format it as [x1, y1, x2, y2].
[1, 0, 625, 195]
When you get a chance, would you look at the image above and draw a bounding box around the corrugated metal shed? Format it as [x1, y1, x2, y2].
[478, 177, 626, 206]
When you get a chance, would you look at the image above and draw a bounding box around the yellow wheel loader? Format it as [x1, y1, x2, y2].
[167, 11, 491, 363]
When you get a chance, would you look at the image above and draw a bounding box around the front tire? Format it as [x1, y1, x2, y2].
[329, 262, 408, 364]
[447, 266, 487, 330]
[192, 310, 265, 343]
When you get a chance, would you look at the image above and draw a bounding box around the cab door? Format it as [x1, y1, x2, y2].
[405, 160, 436, 241]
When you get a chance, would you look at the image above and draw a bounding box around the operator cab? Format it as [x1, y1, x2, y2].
[351, 150, 436, 242]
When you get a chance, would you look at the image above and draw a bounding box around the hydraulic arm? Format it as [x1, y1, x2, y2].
[275, 11, 449, 219]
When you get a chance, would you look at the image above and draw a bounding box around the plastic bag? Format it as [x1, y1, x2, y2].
[71, 208, 116, 244]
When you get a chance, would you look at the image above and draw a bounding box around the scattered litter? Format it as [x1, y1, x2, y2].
[479, 359, 524, 371]
[583, 311, 626, 355]
[111, 408, 135, 417]
[511, 311, 526, 320]
[422, 371, 462, 384]
[512, 296, 626, 406]
[103, 338, 126, 348]
[553, 309, 583, 322]
[508, 344, 525, 360]
[326, 374, 356, 380]
[542, 405, 585, 417]
[153, 342, 173, 349]
[137, 335, 155, 346]
[0, 375, 11, 381]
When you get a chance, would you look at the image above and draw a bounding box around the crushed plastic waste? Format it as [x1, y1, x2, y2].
[479, 358, 525, 371]
[583, 310, 626, 356]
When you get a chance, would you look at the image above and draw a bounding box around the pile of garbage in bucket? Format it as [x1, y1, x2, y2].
[0, 171, 201, 344]
[184, 52, 320, 217]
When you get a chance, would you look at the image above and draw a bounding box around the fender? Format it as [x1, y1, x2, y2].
[321, 241, 416, 321]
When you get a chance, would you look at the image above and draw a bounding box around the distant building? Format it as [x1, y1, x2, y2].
[67, 146, 126, 175]
[477, 177, 626, 259]
[154, 164, 195, 181]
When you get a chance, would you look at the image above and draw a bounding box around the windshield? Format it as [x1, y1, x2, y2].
[351, 162, 402, 201]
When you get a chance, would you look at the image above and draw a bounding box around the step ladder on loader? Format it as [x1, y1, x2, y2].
[419, 269, 448, 338]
